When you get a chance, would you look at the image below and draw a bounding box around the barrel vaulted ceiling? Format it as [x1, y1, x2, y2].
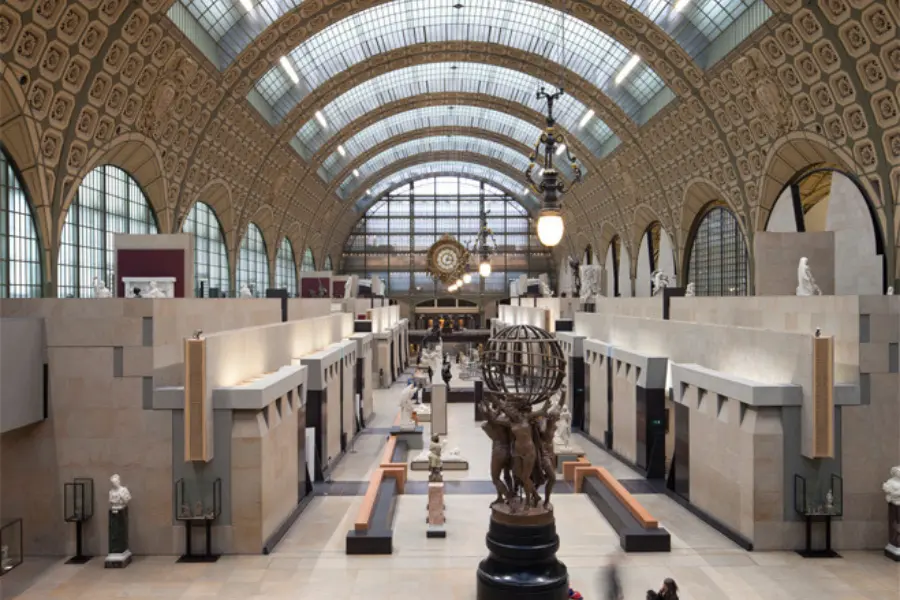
[1, 0, 898, 289]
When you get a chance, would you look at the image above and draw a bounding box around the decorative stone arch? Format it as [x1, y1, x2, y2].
[274, 43, 637, 145]
[679, 177, 741, 268]
[241, 204, 278, 285]
[681, 199, 751, 293]
[327, 127, 535, 193]
[629, 204, 668, 259]
[754, 131, 881, 233]
[222, 0, 701, 106]
[183, 179, 236, 253]
[60, 133, 171, 236]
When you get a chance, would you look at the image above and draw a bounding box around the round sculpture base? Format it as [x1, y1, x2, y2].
[476, 504, 568, 600]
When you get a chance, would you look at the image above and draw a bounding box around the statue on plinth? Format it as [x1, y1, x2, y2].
[93, 276, 112, 298]
[428, 435, 443, 482]
[398, 384, 416, 429]
[106, 474, 132, 568]
[553, 401, 573, 451]
[796, 257, 822, 296]
[888, 286, 894, 296]
[239, 283, 253, 298]
[143, 281, 166, 298]
[883, 466, 900, 560]
[685, 282, 696, 297]
[651, 270, 671, 296]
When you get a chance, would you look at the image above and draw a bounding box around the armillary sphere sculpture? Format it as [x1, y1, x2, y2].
[476, 324, 569, 600]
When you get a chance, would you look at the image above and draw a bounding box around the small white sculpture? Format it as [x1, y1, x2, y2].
[239, 283, 253, 298]
[888, 286, 894, 296]
[143, 281, 167, 298]
[651, 270, 671, 296]
[883, 466, 900, 505]
[109, 474, 132, 512]
[93, 276, 112, 298]
[579, 264, 602, 301]
[685, 282, 695, 297]
[538, 274, 553, 297]
[796, 257, 822, 296]
[398, 384, 416, 428]
[371, 275, 384, 296]
[553, 402, 573, 450]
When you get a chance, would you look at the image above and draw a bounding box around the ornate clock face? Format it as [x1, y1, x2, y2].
[426, 234, 470, 284]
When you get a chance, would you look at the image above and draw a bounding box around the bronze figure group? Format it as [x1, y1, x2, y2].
[482, 391, 565, 511]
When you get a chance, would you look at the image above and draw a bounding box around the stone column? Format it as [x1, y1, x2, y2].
[427, 482, 446, 538]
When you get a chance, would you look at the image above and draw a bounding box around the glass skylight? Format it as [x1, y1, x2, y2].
[292, 63, 615, 159]
[173, 0, 766, 73]
[318, 106, 545, 182]
[336, 136, 531, 199]
[255, 0, 667, 124]
[354, 161, 536, 213]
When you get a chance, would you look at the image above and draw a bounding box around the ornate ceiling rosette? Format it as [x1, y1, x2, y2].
[426, 234, 471, 285]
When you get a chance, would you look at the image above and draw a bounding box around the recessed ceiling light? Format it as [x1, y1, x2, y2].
[337, 144, 346, 157]
[615, 55, 641, 85]
[240, 0, 253, 12]
[579, 109, 594, 128]
[353, 169, 360, 177]
[279, 56, 299, 84]
[315, 110, 328, 128]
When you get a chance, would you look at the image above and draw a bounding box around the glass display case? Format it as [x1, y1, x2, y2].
[174, 478, 222, 563]
[0, 518, 23, 575]
[64, 477, 95, 564]
[793, 473, 843, 558]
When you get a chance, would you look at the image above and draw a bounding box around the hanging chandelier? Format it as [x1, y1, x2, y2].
[526, 87, 583, 247]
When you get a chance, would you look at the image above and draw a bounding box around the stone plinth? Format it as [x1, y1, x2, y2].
[887, 504, 900, 561]
[105, 508, 132, 568]
[427, 482, 446, 538]
[390, 426, 424, 450]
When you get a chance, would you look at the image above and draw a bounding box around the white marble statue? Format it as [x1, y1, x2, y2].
[651, 270, 671, 296]
[414, 437, 465, 464]
[93, 276, 112, 298]
[796, 257, 822, 296]
[538, 274, 553, 297]
[109, 474, 132, 512]
[888, 286, 895, 296]
[143, 281, 167, 298]
[559, 257, 576, 297]
[553, 402, 573, 450]
[239, 283, 253, 298]
[398, 384, 416, 428]
[883, 466, 900, 505]
[371, 275, 385, 296]
[579, 264, 602, 301]
[685, 282, 695, 297]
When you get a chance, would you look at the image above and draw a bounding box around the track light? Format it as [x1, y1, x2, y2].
[579, 109, 594, 128]
[315, 110, 328, 128]
[279, 56, 299, 84]
[353, 169, 360, 177]
[615, 55, 641, 85]
[337, 145, 346, 157]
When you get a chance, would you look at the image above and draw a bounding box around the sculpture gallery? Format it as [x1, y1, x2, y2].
[476, 324, 569, 599]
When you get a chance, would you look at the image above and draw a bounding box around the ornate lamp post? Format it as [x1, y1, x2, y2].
[526, 87, 583, 247]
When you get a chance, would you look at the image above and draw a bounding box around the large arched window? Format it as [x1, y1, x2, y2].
[237, 223, 269, 296]
[183, 201, 229, 297]
[1, 147, 42, 298]
[686, 204, 749, 296]
[324, 255, 333, 271]
[342, 176, 553, 295]
[58, 165, 158, 297]
[275, 237, 298, 295]
[301, 248, 315, 271]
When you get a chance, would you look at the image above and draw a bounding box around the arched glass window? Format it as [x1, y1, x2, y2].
[324, 255, 333, 271]
[275, 237, 298, 295]
[183, 201, 229, 297]
[58, 165, 158, 297]
[687, 205, 749, 296]
[342, 176, 553, 295]
[237, 223, 268, 296]
[301, 248, 315, 271]
[0, 148, 42, 298]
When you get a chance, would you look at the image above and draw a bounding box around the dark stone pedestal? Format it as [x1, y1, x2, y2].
[476, 508, 568, 600]
[886, 503, 900, 562]
[105, 508, 132, 568]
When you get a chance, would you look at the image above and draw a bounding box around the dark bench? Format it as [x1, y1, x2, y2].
[576, 466, 670, 552]
[345, 438, 408, 555]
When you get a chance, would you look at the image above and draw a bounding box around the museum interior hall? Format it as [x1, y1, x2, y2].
[1, 0, 900, 598]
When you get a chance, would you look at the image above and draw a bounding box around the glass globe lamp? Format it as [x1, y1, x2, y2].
[463, 273, 472, 284]
[479, 261, 492, 277]
[537, 210, 564, 247]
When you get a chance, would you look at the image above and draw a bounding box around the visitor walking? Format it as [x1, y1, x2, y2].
[646, 578, 679, 600]
[602, 552, 623, 600]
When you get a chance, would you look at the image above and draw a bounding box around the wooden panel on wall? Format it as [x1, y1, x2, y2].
[184, 338, 212, 462]
[807, 335, 835, 459]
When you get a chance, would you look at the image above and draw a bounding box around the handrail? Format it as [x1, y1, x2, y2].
[354, 469, 385, 531]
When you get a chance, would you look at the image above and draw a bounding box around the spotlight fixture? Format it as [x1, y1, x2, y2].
[463, 273, 472, 284]
[337, 144, 346, 157]
[365, 188, 372, 195]
[315, 110, 328, 128]
[353, 169, 360, 177]
[579, 109, 594, 128]
[525, 87, 583, 247]
[615, 55, 641, 85]
[240, 0, 253, 12]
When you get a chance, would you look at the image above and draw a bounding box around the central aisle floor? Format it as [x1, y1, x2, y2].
[9, 374, 897, 599]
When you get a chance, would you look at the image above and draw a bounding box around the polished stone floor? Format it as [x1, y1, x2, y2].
[3, 374, 898, 599]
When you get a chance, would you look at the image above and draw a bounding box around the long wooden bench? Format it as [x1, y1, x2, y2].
[574, 465, 670, 552]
